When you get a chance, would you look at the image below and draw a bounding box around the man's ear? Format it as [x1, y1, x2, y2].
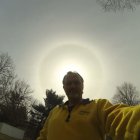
[81, 85, 84, 94]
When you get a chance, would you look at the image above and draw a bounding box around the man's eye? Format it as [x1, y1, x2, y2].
[66, 82, 71, 86]
[66, 81, 80, 86]
[74, 81, 80, 85]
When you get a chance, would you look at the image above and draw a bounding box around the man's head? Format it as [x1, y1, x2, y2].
[63, 71, 84, 101]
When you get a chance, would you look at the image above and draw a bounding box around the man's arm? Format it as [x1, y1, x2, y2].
[133, 120, 140, 140]
[96, 99, 140, 140]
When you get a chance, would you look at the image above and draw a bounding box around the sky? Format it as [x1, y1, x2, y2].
[0, 0, 140, 103]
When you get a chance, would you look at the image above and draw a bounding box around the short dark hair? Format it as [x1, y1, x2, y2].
[62, 71, 84, 84]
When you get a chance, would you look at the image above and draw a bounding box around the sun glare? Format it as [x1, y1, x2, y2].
[55, 62, 87, 83]
[39, 44, 103, 99]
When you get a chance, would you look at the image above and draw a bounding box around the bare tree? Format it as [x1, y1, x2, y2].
[0, 53, 14, 77]
[0, 79, 33, 127]
[0, 53, 15, 103]
[12, 80, 33, 106]
[112, 82, 140, 105]
[0, 53, 33, 127]
[97, 0, 140, 11]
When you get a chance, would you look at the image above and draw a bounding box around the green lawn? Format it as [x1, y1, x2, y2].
[0, 133, 20, 140]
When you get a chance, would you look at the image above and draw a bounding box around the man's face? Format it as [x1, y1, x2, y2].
[63, 74, 83, 100]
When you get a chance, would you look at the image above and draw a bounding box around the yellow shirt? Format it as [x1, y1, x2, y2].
[37, 99, 140, 140]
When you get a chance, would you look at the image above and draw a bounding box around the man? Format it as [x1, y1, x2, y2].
[37, 71, 140, 140]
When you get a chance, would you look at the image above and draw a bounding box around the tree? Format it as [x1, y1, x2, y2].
[0, 53, 15, 100]
[31, 89, 64, 122]
[0, 53, 14, 76]
[44, 89, 64, 113]
[0, 53, 33, 128]
[97, 0, 140, 11]
[112, 82, 140, 105]
[0, 80, 33, 127]
[25, 89, 64, 140]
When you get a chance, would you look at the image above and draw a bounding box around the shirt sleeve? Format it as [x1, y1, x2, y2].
[96, 99, 140, 140]
[133, 120, 140, 140]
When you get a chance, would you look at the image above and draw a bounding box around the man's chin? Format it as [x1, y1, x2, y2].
[68, 94, 81, 100]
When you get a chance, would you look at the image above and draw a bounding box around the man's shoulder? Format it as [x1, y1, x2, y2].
[93, 98, 110, 104]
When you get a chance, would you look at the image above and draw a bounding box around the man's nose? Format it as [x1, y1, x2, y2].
[70, 82, 77, 88]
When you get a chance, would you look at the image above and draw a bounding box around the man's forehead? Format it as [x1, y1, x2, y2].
[63, 72, 84, 84]
[65, 74, 81, 81]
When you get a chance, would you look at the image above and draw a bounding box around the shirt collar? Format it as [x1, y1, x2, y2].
[59, 98, 91, 108]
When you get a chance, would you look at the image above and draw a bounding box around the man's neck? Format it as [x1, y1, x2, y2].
[68, 98, 82, 107]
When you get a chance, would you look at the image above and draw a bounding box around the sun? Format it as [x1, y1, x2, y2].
[39, 44, 103, 99]
[54, 60, 87, 84]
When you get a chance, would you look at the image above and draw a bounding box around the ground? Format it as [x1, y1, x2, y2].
[0, 133, 20, 140]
